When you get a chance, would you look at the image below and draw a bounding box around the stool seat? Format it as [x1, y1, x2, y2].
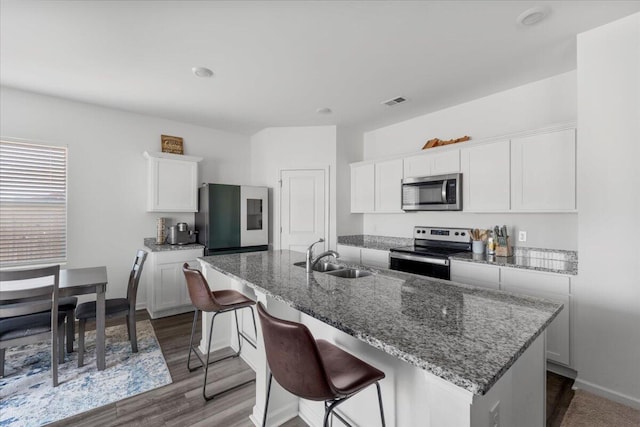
[316, 339, 385, 397]
[212, 290, 254, 310]
[75, 298, 129, 320]
[58, 296, 77, 311]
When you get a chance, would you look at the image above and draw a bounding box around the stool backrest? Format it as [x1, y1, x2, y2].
[182, 264, 223, 312]
[257, 302, 336, 401]
[126, 250, 148, 310]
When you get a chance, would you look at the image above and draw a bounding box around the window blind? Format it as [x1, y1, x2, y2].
[0, 140, 67, 266]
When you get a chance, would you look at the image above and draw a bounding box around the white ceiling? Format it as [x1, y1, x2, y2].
[2, 1, 639, 135]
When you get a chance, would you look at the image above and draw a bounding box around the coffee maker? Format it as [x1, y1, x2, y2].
[167, 222, 198, 245]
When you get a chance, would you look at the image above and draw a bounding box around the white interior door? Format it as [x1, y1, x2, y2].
[280, 169, 326, 253]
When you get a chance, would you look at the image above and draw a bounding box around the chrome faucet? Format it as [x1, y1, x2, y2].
[305, 238, 339, 273]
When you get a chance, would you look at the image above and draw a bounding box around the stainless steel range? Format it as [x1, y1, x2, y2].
[389, 226, 472, 280]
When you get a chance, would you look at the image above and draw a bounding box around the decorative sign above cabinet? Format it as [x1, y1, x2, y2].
[161, 134, 184, 154]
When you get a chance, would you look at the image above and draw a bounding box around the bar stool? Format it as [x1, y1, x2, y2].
[257, 302, 386, 427]
[182, 264, 258, 401]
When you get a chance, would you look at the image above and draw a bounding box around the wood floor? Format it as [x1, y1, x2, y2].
[50, 310, 575, 427]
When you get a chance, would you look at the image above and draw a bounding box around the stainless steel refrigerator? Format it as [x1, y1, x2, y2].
[195, 183, 269, 255]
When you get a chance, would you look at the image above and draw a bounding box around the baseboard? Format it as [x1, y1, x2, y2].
[547, 361, 577, 379]
[573, 377, 640, 410]
[249, 400, 298, 427]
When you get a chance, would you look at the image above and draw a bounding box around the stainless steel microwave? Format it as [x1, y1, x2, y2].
[402, 173, 462, 211]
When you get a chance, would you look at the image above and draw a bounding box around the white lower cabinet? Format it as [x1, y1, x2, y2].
[500, 268, 571, 366]
[450, 261, 572, 367]
[361, 248, 390, 269]
[336, 244, 362, 264]
[450, 261, 500, 290]
[145, 247, 203, 319]
[336, 245, 389, 269]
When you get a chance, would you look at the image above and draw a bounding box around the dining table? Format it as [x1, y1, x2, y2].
[60, 266, 108, 371]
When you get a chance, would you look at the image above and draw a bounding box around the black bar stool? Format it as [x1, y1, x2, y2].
[182, 263, 258, 401]
[257, 302, 386, 427]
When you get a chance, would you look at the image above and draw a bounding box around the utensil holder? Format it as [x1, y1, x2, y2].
[472, 240, 485, 254]
[495, 237, 512, 257]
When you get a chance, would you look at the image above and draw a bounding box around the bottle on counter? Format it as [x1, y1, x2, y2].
[487, 236, 496, 255]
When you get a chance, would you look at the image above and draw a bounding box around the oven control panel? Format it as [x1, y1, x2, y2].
[414, 226, 471, 243]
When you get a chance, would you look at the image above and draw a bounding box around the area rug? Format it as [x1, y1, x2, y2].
[0, 320, 172, 427]
[560, 389, 640, 427]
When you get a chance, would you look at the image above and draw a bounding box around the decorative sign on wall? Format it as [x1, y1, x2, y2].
[161, 135, 184, 154]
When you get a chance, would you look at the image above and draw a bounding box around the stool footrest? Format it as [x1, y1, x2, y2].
[204, 377, 255, 401]
[238, 331, 257, 349]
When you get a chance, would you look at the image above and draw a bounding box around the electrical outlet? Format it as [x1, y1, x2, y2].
[489, 401, 500, 427]
[518, 231, 527, 242]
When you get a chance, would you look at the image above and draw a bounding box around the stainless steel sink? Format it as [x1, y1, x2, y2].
[325, 269, 373, 279]
[293, 261, 346, 273]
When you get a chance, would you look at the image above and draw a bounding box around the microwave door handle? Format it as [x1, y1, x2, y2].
[441, 180, 448, 203]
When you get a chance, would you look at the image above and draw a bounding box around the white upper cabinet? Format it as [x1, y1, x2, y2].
[351, 162, 375, 213]
[375, 158, 403, 212]
[461, 140, 510, 212]
[511, 129, 576, 212]
[144, 151, 202, 212]
[404, 149, 460, 179]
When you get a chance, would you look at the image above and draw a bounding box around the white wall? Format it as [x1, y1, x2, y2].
[250, 126, 337, 250]
[336, 126, 363, 236]
[575, 13, 640, 408]
[360, 71, 578, 250]
[0, 86, 251, 304]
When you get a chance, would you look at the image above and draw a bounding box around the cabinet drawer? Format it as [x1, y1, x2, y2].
[501, 268, 570, 295]
[450, 261, 500, 289]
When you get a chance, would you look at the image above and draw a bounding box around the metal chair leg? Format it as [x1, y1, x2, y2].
[262, 372, 273, 427]
[187, 309, 200, 371]
[248, 305, 258, 342]
[234, 310, 242, 355]
[376, 382, 386, 427]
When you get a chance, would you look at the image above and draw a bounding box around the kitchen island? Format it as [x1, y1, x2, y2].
[198, 250, 562, 427]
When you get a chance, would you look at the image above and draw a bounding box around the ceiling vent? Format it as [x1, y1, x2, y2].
[382, 96, 407, 107]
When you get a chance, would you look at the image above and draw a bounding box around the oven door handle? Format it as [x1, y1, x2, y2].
[390, 252, 450, 266]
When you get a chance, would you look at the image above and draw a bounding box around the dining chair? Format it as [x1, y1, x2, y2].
[75, 250, 147, 367]
[257, 302, 386, 427]
[0, 265, 65, 387]
[182, 263, 258, 401]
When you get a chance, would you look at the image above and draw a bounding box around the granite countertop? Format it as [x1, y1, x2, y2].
[450, 248, 578, 276]
[199, 249, 562, 395]
[337, 234, 412, 251]
[143, 238, 204, 252]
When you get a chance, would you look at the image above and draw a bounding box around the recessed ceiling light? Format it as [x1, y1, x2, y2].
[516, 7, 549, 26]
[192, 67, 214, 78]
[316, 107, 332, 114]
